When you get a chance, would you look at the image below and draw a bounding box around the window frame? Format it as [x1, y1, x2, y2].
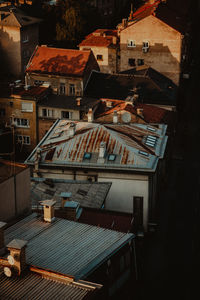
[128, 58, 136, 67]
[127, 39, 136, 48]
[16, 135, 30, 145]
[69, 84, 75, 96]
[14, 118, 30, 128]
[96, 54, 103, 61]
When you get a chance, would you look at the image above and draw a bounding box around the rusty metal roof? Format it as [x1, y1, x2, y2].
[26, 120, 168, 172]
[4, 213, 134, 280]
[31, 178, 111, 210]
[0, 266, 98, 300]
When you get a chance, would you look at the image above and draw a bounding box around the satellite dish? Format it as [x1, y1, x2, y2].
[122, 112, 131, 123]
[8, 255, 15, 265]
[4, 267, 12, 277]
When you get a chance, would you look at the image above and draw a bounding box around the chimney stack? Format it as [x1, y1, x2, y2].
[122, 18, 128, 28]
[6, 239, 28, 276]
[113, 110, 118, 124]
[99, 142, 106, 158]
[76, 97, 82, 106]
[69, 123, 76, 137]
[88, 108, 94, 123]
[137, 108, 144, 118]
[60, 192, 72, 208]
[34, 148, 41, 173]
[64, 200, 82, 221]
[40, 200, 56, 223]
[0, 222, 7, 256]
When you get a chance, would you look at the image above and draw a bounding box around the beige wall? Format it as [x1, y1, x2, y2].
[0, 167, 31, 222]
[0, 97, 37, 152]
[26, 74, 84, 96]
[120, 15, 182, 84]
[79, 46, 117, 73]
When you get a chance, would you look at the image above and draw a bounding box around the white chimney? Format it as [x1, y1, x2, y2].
[99, 142, 106, 158]
[113, 110, 118, 124]
[0, 222, 6, 256]
[88, 108, 94, 122]
[69, 123, 76, 137]
[40, 199, 56, 222]
[60, 192, 72, 209]
[6, 239, 28, 276]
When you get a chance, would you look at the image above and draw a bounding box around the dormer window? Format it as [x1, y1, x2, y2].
[127, 40, 136, 48]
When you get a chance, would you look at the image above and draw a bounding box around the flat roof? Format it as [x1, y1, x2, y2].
[4, 213, 134, 280]
[31, 178, 112, 210]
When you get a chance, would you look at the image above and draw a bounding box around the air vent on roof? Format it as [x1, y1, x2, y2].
[139, 150, 149, 157]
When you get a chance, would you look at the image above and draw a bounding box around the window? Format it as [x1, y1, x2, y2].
[69, 84, 75, 96]
[137, 59, 144, 66]
[23, 49, 30, 58]
[22, 34, 29, 43]
[83, 152, 91, 159]
[21, 102, 33, 112]
[128, 58, 136, 66]
[16, 135, 30, 145]
[142, 41, 149, 53]
[59, 83, 65, 95]
[97, 54, 103, 61]
[61, 111, 70, 119]
[0, 108, 5, 116]
[138, 150, 149, 157]
[127, 40, 136, 48]
[108, 154, 116, 161]
[42, 109, 54, 118]
[14, 118, 29, 127]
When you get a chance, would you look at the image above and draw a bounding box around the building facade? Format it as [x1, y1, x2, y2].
[25, 46, 100, 96]
[0, 6, 40, 77]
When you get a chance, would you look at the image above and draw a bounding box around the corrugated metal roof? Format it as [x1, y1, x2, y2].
[26, 120, 168, 172]
[4, 213, 134, 280]
[31, 179, 111, 209]
[0, 267, 95, 300]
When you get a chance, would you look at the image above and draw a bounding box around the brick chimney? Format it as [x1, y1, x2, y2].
[0, 222, 7, 256]
[40, 199, 56, 222]
[60, 192, 72, 208]
[6, 239, 28, 276]
[113, 110, 118, 124]
[88, 108, 94, 122]
[69, 123, 76, 137]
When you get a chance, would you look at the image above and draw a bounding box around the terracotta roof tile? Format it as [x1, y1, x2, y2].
[26, 46, 92, 77]
[79, 29, 118, 47]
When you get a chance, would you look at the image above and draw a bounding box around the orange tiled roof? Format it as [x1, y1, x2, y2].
[26, 46, 92, 77]
[79, 29, 118, 47]
[96, 99, 171, 124]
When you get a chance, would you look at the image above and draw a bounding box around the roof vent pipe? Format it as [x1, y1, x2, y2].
[88, 108, 94, 123]
[40, 200, 56, 223]
[113, 110, 118, 124]
[69, 123, 76, 137]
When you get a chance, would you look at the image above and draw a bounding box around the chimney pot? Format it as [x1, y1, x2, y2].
[40, 200, 56, 222]
[6, 239, 28, 276]
[60, 192, 72, 208]
[88, 108, 94, 122]
[113, 110, 118, 124]
[69, 123, 76, 137]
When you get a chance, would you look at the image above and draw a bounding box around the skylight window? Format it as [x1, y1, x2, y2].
[147, 126, 156, 132]
[83, 152, 91, 159]
[108, 154, 116, 161]
[139, 150, 149, 157]
[145, 135, 157, 148]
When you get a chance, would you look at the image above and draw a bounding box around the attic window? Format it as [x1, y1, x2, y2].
[139, 150, 149, 157]
[83, 152, 91, 159]
[97, 55, 103, 61]
[147, 126, 156, 132]
[108, 154, 116, 161]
